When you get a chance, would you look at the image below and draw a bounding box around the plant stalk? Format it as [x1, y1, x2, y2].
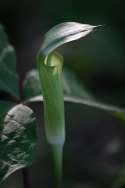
[51, 143, 64, 188]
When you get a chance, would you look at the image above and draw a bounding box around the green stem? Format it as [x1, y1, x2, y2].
[51, 143, 64, 188]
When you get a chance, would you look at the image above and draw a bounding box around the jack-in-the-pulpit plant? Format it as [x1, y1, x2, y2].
[1, 21, 125, 188]
[37, 22, 99, 187]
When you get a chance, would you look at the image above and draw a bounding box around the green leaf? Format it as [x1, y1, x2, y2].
[23, 69, 42, 99]
[40, 22, 98, 56]
[23, 68, 125, 113]
[0, 101, 16, 132]
[0, 25, 19, 97]
[23, 68, 91, 99]
[0, 103, 37, 183]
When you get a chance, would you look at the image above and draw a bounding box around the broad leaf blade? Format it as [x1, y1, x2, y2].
[23, 68, 125, 113]
[23, 68, 92, 100]
[0, 25, 19, 97]
[40, 22, 98, 55]
[0, 104, 37, 183]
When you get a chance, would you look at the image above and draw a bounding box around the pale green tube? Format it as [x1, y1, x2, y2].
[37, 52, 65, 144]
[37, 52, 65, 187]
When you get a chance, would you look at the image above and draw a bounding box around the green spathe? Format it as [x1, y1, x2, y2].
[41, 22, 97, 56]
[37, 52, 65, 188]
[37, 22, 98, 187]
[38, 52, 65, 144]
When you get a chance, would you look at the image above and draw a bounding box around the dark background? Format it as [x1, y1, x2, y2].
[0, 0, 125, 187]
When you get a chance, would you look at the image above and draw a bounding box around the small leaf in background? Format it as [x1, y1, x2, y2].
[0, 104, 37, 184]
[40, 22, 98, 55]
[23, 69, 42, 99]
[0, 101, 16, 131]
[0, 25, 19, 97]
